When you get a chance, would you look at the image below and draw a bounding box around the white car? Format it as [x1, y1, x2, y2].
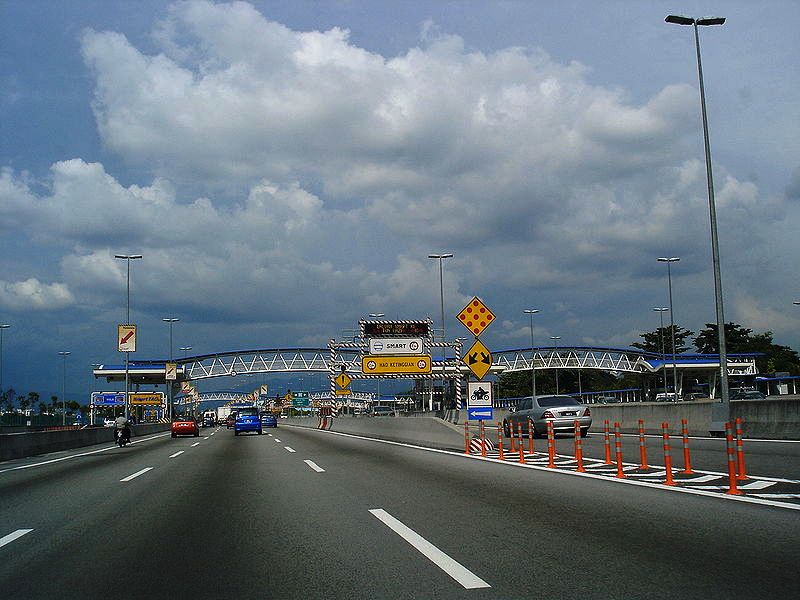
[103, 418, 116, 427]
[654, 393, 679, 402]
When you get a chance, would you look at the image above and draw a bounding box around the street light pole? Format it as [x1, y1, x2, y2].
[0, 324, 10, 397]
[163, 317, 179, 420]
[666, 13, 729, 426]
[114, 254, 142, 420]
[658, 257, 681, 400]
[58, 351, 70, 425]
[523, 309, 539, 399]
[428, 253, 453, 411]
[653, 307, 670, 397]
[550, 336, 561, 394]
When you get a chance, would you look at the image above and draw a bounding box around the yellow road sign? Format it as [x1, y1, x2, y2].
[335, 372, 352, 389]
[456, 297, 496, 337]
[335, 388, 352, 396]
[165, 362, 177, 381]
[462, 339, 493, 380]
[362, 355, 432, 374]
[129, 393, 164, 405]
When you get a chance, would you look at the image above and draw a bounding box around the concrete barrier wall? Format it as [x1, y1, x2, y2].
[0, 423, 171, 462]
[283, 415, 466, 450]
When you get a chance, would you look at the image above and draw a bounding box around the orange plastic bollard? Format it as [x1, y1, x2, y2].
[637, 419, 649, 469]
[528, 418, 535, 454]
[614, 422, 626, 479]
[497, 422, 504, 460]
[510, 422, 516, 453]
[725, 422, 744, 495]
[518, 423, 525, 463]
[574, 420, 586, 472]
[680, 418, 695, 475]
[480, 420, 487, 457]
[735, 417, 748, 481]
[464, 421, 470, 454]
[547, 420, 557, 468]
[662, 422, 676, 486]
[603, 419, 612, 464]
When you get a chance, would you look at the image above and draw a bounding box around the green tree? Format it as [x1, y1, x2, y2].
[632, 325, 694, 355]
[38, 402, 46, 415]
[19, 396, 30, 413]
[27, 391, 40, 410]
[49, 396, 58, 413]
[693, 323, 800, 375]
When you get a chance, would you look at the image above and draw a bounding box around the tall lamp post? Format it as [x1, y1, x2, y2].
[163, 317, 179, 420]
[428, 253, 453, 411]
[58, 351, 70, 425]
[0, 324, 10, 396]
[666, 14, 729, 428]
[114, 254, 142, 420]
[653, 307, 670, 397]
[658, 257, 681, 400]
[523, 309, 540, 399]
[550, 336, 561, 394]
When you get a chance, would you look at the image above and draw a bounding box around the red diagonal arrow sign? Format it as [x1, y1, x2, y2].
[120, 331, 134, 343]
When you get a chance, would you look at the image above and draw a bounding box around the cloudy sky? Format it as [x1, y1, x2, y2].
[1, 0, 798, 401]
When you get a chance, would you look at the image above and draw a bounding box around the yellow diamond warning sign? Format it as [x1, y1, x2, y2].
[462, 338, 493, 380]
[335, 372, 352, 389]
[457, 297, 495, 337]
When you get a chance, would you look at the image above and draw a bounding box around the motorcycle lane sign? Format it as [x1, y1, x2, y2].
[467, 381, 493, 408]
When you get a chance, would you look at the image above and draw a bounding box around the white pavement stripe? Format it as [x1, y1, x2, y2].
[274, 439, 281, 443]
[0, 529, 33, 548]
[752, 494, 800, 499]
[740, 480, 776, 490]
[682, 474, 722, 483]
[627, 472, 667, 478]
[169, 451, 184, 458]
[120, 467, 153, 482]
[191, 442, 200, 447]
[369, 509, 491, 590]
[285, 447, 296, 453]
[304, 460, 325, 472]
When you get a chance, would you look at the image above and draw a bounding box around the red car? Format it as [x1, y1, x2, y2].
[171, 415, 199, 438]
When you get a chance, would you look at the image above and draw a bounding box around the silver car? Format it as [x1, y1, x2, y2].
[503, 395, 592, 438]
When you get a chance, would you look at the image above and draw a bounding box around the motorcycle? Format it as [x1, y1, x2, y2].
[115, 427, 130, 447]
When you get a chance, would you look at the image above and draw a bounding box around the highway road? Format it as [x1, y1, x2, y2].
[1, 425, 798, 599]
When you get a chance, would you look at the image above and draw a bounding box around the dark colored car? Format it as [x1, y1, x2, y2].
[504, 395, 591, 438]
[202, 416, 215, 427]
[226, 412, 237, 429]
[260, 412, 278, 427]
[372, 406, 395, 416]
[171, 415, 199, 438]
[234, 408, 262, 436]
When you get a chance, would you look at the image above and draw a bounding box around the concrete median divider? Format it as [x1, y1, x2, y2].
[0, 423, 171, 462]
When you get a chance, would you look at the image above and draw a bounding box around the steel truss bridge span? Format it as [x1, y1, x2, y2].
[169, 346, 757, 380]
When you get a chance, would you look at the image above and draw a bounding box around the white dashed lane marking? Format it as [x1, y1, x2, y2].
[304, 460, 325, 473]
[120, 467, 153, 482]
[0, 529, 33, 548]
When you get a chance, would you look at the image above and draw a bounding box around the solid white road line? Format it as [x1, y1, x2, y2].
[120, 467, 153, 482]
[285, 447, 296, 453]
[191, 442, 200, 447]
[304, 460, 325, 473]
[169, 451, 184, 458]
[274, 439, 281, 443]
[369, 509, 490, 590]
[0, 529, 33, 548]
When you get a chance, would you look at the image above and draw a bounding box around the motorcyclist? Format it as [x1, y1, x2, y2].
[114, 414, 131, 444]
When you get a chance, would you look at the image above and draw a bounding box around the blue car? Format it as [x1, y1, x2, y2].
[260, 412, 278, 428]
[234, 408, 262, 436]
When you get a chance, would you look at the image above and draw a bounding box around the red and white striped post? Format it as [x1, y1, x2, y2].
[735, 417, 748, 481]
[680, 418, 694, 475]
[574, 420, 586, 473]
[614, 422, 626, 479]
[638, 419, 649, 469]
[725, 422, 744, 495]
[528, 418, 535, 454]
[480, 420, 487, 458]
[547, 420, 557, 468]
[497, 422, 504, 460]
[464, 421, 470, 454]
[662, 422, 676, 486]
[518, 422, 525, 463]
[603, 419, 612, 464]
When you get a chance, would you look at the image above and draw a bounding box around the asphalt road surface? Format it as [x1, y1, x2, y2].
[1, 425, 798, 599]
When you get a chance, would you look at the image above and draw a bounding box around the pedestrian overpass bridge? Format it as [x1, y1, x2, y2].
[94, 345, 758, 382]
